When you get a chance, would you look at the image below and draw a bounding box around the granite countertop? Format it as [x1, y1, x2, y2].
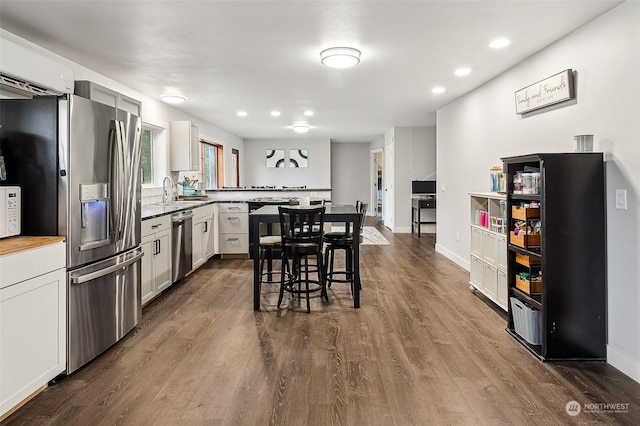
[0, 236, 66, 256]
[142, 195, 331, 220]
[206, 187, 332, 192]
[142, 200, 217, 220]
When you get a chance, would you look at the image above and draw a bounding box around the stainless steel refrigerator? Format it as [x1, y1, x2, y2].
[0, 94, 142, 373]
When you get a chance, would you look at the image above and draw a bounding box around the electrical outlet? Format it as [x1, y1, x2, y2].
[441, 183, 446, 192]
[456, 231, 460, 241]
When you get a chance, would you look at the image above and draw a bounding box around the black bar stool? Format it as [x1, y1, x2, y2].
[323, 201, 367, 295]
[278, 205, 327, 313]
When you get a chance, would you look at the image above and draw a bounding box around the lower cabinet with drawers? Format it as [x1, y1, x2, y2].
[192, 204, 215, 269]
[141, 215, 172, 306]
[218, 202, 249, 256]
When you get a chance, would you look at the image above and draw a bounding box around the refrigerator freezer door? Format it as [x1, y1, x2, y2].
[66, 246, 142, 374]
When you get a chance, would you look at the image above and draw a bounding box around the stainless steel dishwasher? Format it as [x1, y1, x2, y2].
[172, 210, 193, 282]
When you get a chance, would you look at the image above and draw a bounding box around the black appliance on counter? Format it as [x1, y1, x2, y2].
[411, 180, 436, 195]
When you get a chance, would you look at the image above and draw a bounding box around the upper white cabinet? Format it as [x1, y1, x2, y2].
[169, 121, 200, 171]
[74, 80, 142, 117]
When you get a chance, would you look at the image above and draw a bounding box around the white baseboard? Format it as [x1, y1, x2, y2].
[392, 226, 412, 233]
[607, 345, 640, 384]
[435, 243, 470, 271]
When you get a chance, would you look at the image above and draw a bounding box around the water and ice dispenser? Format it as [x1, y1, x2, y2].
[79, 183, 110, 250]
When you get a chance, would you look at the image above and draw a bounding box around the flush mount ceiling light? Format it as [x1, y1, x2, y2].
[320, 47, 361, 68]
[161, 94, 186, 104]
[489, 38, 511, 49]
[292, 124, 310, 133]
[454, 67, 471, 76]
[304, 110, 314, 117]
[270, 111, 281, 117]
[237, 110, 248, 117]
[432, 86, 446, 94]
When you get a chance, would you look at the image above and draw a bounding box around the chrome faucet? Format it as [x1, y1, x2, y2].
[162, 175, 175, 203]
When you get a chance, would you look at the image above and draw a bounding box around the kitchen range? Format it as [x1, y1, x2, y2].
[0, 94, 142, 374]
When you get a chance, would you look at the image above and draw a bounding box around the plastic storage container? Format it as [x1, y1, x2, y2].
[510, 297, 541, 345]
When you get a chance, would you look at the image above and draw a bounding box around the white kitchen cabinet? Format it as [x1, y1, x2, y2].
[218, 202, 249, 256]
[192, 204, 215, 269]
[169, 121, 199, 171]
[469, 192, 507, 311]
[141, 215, 172, 306]
[0, 239, 66, 419]
[74, 80, 142, 117]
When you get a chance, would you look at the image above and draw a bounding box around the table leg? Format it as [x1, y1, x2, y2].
[417, 205, 421, 238]
[250, 217, 261, 311]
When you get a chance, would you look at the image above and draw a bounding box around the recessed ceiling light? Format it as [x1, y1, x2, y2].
[292, 124, 310, 133]
[304, 110, 314, 117]
[270, 111, 281, 117]
[161, 94, 186, 104]
[320, 47, 361, 68]
[454, 67, 471, 76]
[489, 38, 510, 49]
[432, 86, 446, 94]
[237, 111, 247, 117]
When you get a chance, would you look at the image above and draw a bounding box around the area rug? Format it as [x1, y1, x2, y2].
[330, 226, 390, 245]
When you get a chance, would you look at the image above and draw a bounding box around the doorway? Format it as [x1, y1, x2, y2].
[370, 149, 384, 219]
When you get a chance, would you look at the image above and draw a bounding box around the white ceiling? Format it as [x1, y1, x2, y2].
[0, 0, 622, 142]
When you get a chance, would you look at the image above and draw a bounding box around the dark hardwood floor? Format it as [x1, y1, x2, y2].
[4, 219, 640, 425]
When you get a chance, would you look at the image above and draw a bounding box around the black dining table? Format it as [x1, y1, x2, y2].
[249, 204, 362, 311]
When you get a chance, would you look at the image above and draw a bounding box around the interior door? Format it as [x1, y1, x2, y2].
[383, 143, 394, 229]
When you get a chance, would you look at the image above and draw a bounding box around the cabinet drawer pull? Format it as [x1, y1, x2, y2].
[151, 224, 161, 229]
[227, 216, 240, 220]
[227, 237, 239, 241]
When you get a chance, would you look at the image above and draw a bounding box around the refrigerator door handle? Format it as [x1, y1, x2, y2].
[71, 251, 143, 284]
[121, 116, 141, 244]
[114, 120, 126, 241]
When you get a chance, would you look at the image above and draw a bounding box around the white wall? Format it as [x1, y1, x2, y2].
[0, 29, 245, 199]
[331, 142, 370, 205]
[391, 127, 437, 232]
[243, 138, 331, 188]
[435, 1, 640, 383]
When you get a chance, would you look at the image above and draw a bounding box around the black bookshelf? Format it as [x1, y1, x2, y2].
[502, 153, 606, 361]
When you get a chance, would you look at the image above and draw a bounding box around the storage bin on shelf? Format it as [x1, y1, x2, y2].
[514, 252, 542, 294]
[510, 205, 541, 248]
[510, 228, 541, 248]
[515, 252, 540, 267]
[515, 274, 543, 295]
[490, 216, 506, 234]
[512, 205, 540, 220]
[510, 297, 542, 345]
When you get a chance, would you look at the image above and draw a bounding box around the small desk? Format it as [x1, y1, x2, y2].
[411, 195, 436, 237]
[249, 204, 362, 310]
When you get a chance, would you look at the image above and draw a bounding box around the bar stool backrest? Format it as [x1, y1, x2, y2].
[278, 206, 325, 246]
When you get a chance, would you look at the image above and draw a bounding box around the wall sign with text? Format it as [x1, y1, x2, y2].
[515, 69, 575, 114]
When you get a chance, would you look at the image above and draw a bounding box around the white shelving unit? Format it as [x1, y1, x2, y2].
[469, 192, 507, 311]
